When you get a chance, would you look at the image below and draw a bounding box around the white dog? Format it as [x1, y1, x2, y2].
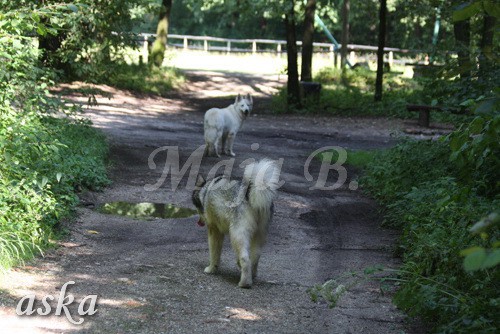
[192, 159, 280, 288]
[204, 93, 253, 157]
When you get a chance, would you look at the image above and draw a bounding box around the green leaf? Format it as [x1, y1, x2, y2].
[468, 117, 485, 134]
[459, 98, 475, 108]
[482, 250, 500, 269]
[474, 98, 498, 116]
[41, 177, 48, 188]
[463, 248, 486, 271]
[461, 246, 483, 256]
[484, 1, 500, 18]
[56, 173, 63, 183]
[66, 4, 79, 13]
[453, 2, 481, 22]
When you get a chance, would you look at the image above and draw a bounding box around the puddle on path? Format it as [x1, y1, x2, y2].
[97, 202, 197, 220]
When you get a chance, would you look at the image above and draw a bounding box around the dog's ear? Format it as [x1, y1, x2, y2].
[235, 94, 241, 104]
[246, 93, 253, 105]
[195, 174, 206, 188]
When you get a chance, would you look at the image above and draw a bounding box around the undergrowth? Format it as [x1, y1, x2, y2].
[0, 112, 110, 269]
[92, 63, 185, 97]
[272, 66, 470, 124]
[312, 134, 499, 333]
[0, 6, 110, 269]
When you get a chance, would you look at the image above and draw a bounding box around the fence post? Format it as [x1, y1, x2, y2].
[277, 43, 282, 54]
[329, 45, 334, 62]
[252, 41, 257, 54]
[335, 52, 341, 69]
[349, 50, 356, 64]
[388, 51, 393, 68]
[227, 41, 231, 54]
[143, 35, 148, 62]
[204, 39, 208, 52]
[183, 37, 188, 50]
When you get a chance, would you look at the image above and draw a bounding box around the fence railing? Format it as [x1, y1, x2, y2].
[137, 33, 430, 66]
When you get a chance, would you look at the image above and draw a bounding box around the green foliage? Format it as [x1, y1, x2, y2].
[272, 66, 441, 119]
[317, 148, 378, 170]
[103, 63, 185, 96]
[448, 108, 500, 196]
[0, 4, 110, 269]
[361, 139, 454, 204]
[462, 212, 500, 272]
[358, 135, 499, 333]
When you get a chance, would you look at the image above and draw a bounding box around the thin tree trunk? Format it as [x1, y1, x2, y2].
[150, 0, 172, 67]
[453, 19, 470, 74]
[340, 0, 350, 69]
[479, 15, 496, 70]
[285, 1, 300, 110]
[301, 0, 316, 82]
[374, 0, 387, 102]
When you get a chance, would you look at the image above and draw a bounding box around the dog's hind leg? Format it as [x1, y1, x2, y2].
[250, 238, 263, 280]
[203, 144, 209, 157]
[215, 133, 224, 157]
[221, 133, 227, 155]
[231, 231, 253, 288]
[205, 225, 224, 274]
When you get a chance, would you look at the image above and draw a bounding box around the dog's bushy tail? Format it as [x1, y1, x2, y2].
[243, 159, 280, 210]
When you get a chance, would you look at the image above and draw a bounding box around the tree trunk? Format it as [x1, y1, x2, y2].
[300, 0, 316, 82]
[285, 1, 301, 110]
[374, 0, 387, 102]
[453, 19, 470, 74]
[479, 15, 496, 70]
[150, 0, 172, 67]
[340, 0, 350, 69]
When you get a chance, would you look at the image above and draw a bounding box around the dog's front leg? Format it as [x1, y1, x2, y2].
[205, 225, 224, 274]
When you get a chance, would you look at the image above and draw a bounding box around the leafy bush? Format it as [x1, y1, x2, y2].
[0, 109, 110, 269]
[0, 4, 110, 269]
[359, 137, 499, 333]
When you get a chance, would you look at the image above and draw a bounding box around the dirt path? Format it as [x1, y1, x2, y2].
[1, 71, 419, 333]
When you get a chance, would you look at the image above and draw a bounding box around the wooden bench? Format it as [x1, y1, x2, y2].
[406, 104, 442, 127]
[406, 104, 470, 127]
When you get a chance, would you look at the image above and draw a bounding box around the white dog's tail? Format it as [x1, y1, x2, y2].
[243, 159, 280, 210]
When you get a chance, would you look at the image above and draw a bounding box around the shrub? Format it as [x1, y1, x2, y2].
[0, 5, 110, 269]
[359, 137, 499, 333]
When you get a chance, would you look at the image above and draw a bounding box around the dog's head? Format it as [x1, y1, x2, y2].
[192, 174, 206, 226]
[235, 93, 253, 117]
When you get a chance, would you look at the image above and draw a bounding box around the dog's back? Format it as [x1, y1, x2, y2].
[204, 160, 279, 230]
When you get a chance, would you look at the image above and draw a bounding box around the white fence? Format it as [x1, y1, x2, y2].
[137, 33, 430, 67]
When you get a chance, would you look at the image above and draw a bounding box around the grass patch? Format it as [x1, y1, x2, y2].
[102, 63, 185, 96]
[272, 66, 470, 124]
[316, 148, 378, 170]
